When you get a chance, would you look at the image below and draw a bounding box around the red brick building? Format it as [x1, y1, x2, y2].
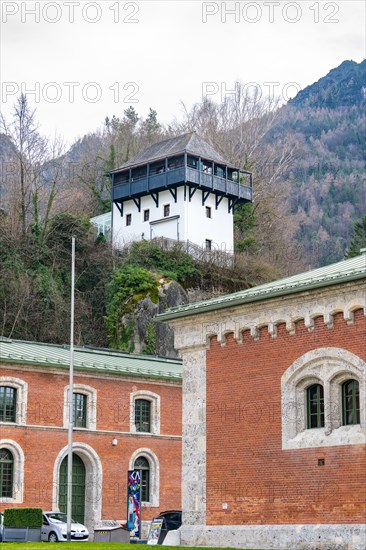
[158, 254, 366, 549]
[0, 341, 182, 535]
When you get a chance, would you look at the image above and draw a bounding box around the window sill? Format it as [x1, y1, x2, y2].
[133, 430, 160, 437]
[141, 501, 159, 508]
[284, 424, 365, 450]
[0, 497, 22, 504]
[66, 426, 97, 431]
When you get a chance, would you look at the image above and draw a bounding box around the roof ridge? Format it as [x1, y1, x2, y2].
[0, 338, 181, 364]
[77, 345, 181, 363]
[1, 338, 70, 350]
[0, 340, 183, 380]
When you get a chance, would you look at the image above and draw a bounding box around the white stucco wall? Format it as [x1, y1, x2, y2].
[185, 194, 233, 252]
[112, 190, 186, 248]
[112, 187, 234, 251]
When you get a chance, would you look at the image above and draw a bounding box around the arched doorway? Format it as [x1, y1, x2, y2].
[58, 453, 86, 524]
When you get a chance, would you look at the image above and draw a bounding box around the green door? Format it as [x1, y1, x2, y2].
[59, 454, 86, 524]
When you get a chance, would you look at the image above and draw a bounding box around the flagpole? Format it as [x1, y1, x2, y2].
[67, 236, 75, 542]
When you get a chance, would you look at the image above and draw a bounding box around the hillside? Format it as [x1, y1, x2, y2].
[268, 59, 366, 266]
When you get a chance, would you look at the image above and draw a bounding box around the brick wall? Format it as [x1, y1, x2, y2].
[206, 309, 366, 525]
[0, 366, 182, 521]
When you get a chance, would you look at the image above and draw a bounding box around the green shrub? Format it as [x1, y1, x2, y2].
[104, 264, 158, 350]
[4, 508, 43, 528]
[127, 240, 202, 286]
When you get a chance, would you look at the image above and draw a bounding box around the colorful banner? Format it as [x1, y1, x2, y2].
[127, 470, 141, 537]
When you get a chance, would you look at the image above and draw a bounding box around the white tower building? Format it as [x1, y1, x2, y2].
[109, 132, 252, 252]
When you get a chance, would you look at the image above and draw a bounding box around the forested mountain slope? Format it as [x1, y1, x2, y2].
[289, 59, 366, 108]
[268, 59, 366, 265]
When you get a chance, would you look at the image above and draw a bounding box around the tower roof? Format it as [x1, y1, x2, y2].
[113, 132, 231, 171]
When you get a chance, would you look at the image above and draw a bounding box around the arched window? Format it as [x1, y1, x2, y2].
[0, 387, 16, 423]
[134, 456, 150, 502]
[135, 399, 151, 433]
[0, 449, 13, 498]
[282, 348, 365, 450]
[342, 379, 360, 425]
[307, 384, 324, 429]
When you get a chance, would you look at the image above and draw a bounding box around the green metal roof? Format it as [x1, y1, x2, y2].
[0, 339, 182, 381]
[157, 254, 366, 322]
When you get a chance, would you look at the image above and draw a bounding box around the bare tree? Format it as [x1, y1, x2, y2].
[0, 94, 65, 239]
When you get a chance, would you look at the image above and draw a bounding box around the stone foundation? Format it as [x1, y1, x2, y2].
[180, 524, 366, 550]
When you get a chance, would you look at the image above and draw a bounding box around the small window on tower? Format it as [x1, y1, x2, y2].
[205, 239, 212, 251]
[206, 206, 212, 218]
[126, 214, 132, 226]
[163, 204, 170, 217]
[143, 209, 150, 222]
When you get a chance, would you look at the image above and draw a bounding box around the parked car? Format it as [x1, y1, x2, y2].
[155, 510, 182, 544]
[41, 512, 89, 542]
[0, 512, 3, 542]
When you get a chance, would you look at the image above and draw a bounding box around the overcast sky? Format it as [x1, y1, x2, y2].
[1, 0, 365, 146]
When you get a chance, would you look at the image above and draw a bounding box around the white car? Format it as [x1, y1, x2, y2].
[41, 511, 89, 542]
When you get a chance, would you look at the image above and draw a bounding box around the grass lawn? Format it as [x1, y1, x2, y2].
[0, 545, 265, 550]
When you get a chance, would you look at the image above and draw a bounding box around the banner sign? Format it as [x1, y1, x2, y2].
[147, 518, 164, 545]
[127, 470, 141, 537]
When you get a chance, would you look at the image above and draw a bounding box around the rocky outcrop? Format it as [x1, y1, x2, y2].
[132, 280, 189, 358]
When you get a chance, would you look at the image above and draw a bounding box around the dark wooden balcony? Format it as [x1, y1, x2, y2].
[111, 155, 252, 204]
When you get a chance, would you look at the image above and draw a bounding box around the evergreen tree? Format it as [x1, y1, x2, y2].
[144, 108, 161, 135]
[345, 215, 366, 258]
[123, 106, 139, 128]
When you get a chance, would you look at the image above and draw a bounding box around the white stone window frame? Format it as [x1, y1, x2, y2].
[129, 448, 160, 507]
[282, 347, 366, 449]
[0, 439, 24, 503]
[63, 384, 97, 431]
[130, 390, 160, 435]
[0, 377, 28, 425]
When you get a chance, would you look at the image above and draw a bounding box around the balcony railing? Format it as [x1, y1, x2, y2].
[112, 164, 252, 203]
